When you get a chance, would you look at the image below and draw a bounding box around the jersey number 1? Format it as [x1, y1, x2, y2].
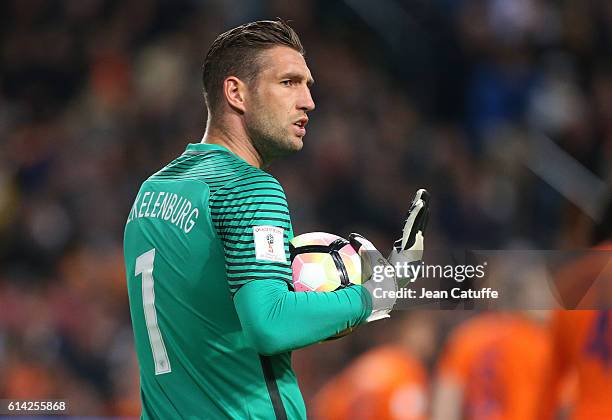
[135, 248, 172, 375]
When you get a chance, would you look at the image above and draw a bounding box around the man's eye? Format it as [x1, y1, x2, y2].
[281, 80, 293, 86]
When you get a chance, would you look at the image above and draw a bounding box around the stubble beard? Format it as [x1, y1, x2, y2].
[245, 108, 302, 167]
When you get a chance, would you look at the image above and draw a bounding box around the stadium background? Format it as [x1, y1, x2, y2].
[0, 0, 610, 417]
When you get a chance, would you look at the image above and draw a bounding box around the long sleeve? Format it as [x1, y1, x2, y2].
[234, 280, 371, 355]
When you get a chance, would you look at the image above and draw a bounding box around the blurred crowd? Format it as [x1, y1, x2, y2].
[1, 0, 611, 417]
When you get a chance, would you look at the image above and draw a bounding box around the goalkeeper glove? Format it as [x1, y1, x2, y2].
[349, 233, 397, 323]
[388, 189, 430, 287]
[349, 189, 431, 322]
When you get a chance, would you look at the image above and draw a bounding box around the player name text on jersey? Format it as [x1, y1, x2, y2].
[127, 191, 199, 234]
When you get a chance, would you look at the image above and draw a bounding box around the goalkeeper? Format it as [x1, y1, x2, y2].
[123, 20, 429, 420]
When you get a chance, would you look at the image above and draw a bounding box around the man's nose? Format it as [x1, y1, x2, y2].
[298, 87, 315, 112]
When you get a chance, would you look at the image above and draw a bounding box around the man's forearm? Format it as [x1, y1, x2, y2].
[234, 280, 372, 355]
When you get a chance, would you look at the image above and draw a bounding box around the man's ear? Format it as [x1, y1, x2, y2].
[223, 76, 247, 114]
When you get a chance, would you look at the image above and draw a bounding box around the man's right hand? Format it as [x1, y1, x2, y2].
[349, 233, 397, 323]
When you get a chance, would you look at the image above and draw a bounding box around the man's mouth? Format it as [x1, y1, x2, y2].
[293, 117, 308, 137]
[294, 117, 308, 128]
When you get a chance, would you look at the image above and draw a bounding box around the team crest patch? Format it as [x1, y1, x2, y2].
[253, 226, 286, 262]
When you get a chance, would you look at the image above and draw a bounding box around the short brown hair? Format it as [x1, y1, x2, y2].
[202, 20, 305, 115]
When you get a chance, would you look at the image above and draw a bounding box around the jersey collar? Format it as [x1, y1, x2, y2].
[185, 143, 232, 154]
[185, 142, 258, 168]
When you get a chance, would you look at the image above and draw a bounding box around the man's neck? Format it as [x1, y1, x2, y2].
[201, 121, 263, 168]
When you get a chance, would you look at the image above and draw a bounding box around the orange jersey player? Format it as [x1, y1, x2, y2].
[539, 199, 612, 420]
[432, 312, 551, 420]
[540, 310, 612, 420]
[313, 345, 428, 420]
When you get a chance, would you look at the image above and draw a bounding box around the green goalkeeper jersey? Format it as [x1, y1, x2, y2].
[124, 143, 371, 419]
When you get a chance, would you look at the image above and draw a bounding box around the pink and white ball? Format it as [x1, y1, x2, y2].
[289, 232, 362, 292]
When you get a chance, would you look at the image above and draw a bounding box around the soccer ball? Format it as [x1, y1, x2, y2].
[289, 232, 362, 292]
